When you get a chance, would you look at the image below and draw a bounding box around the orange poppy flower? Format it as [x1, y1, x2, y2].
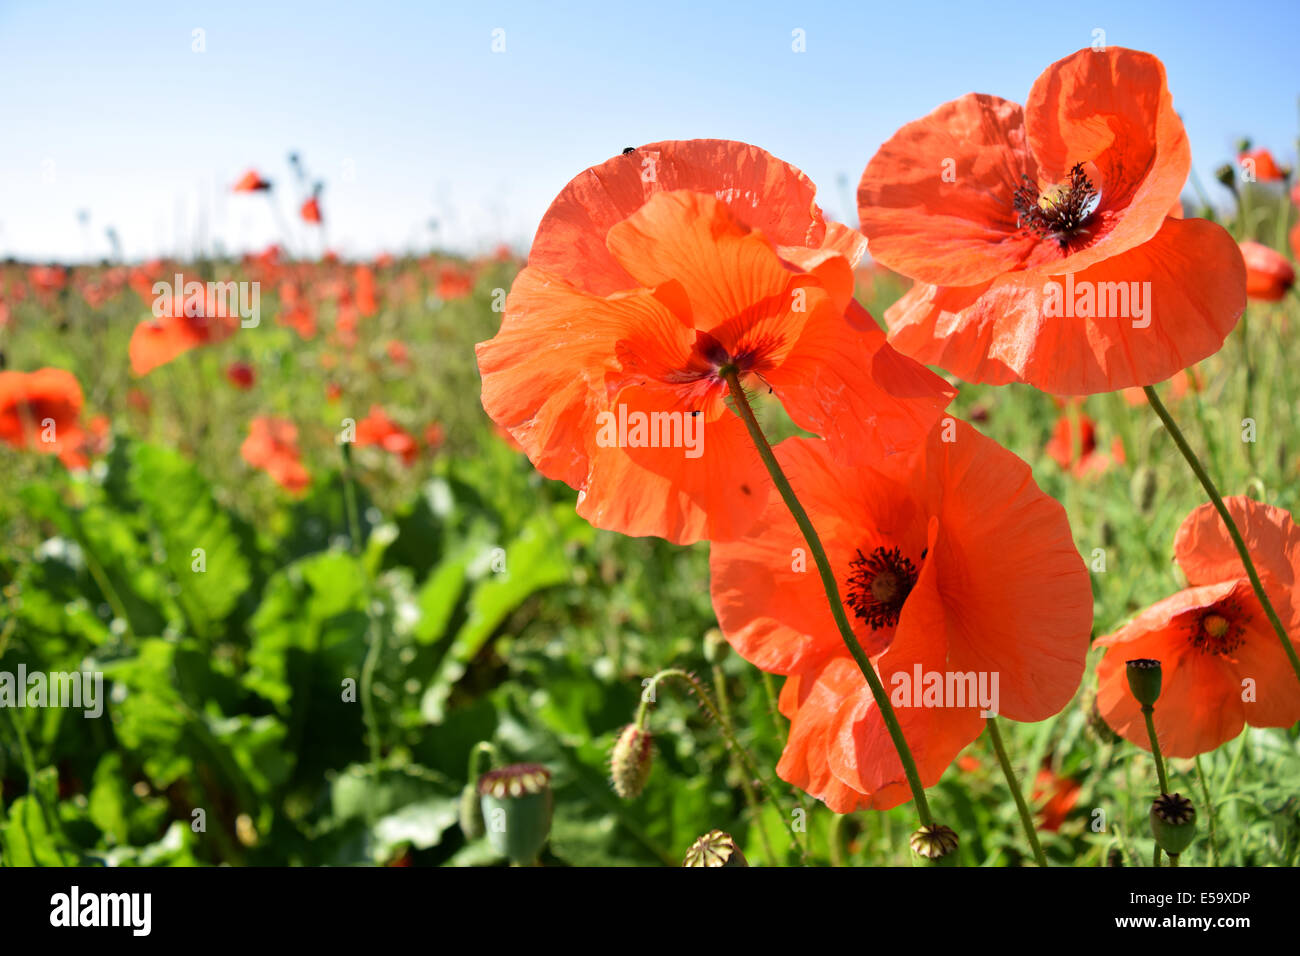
[356, 265, 378, 317]
[478, 140, 955, 544]
[710, 421, 1092, 810]
[354, 405, 419, 466]
[1032, 764, 1082, 832]
[1238, 147, 1285, 183]
[233, 169, 272, 192]
[0, 368, 87, 468]
[1095, 497, 1300, 758]
[277, 281, 317, 340]
[129, 283, 238, 375]
[1045, 408, 1125, 476]
[1239, 240, 1295, 302]
[858, 48, 1245, 394]
[301, 197, 322, 224]
[241, 416, 310, 493]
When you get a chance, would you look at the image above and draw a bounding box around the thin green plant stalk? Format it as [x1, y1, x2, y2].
[1144, 385, 1300, 687]
[341, 441, 385, 774]
[712, 661, 777, 864]
[1140, 702, 1168, 868]
[1195, 755, 1220, 867]
[985, 717, 1049, 867]
[641, 668, 806, 863]
[721, 369, 934, 827]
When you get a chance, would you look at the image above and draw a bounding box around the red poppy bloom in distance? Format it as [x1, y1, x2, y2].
[1045, 408, 1125, 477]
[225, 361, 256, 390]
[477, 140, 955, 544]
[354, 405, 419, 466]
[1032, 765, 1082, 832]
[1096, 497, 1300, 758]
[301, 197, 322, 224]
[1238, 147, 1285, 183]
[859, 48, 1246, 395]
[241, 416, 310, 494]
[233, 169, 272, 192]
[129, 282, 239, 376]
[1239, 240, 1295, 302]
[710, 420, 1093, 810]
[0, 368, 87, 467]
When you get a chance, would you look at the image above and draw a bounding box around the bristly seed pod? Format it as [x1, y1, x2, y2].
[459, 782, 485, 840]
[683, 829, 748, 867]
[610, 724, 653, 799]
[1083, 689, 1121, 745]
[910, 823, 960, 865]
[1150, 792, 1197, 856]
[479, 763, 553, 865]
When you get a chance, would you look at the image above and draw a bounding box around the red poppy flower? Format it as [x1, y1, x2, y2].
[225, 361, 256, 390]
[233, 169, 272, 192]
[241, 416, 310, 493]
[423, 422, 445, 451]
[710, 420, 1093, 810]
[385, 340, 411, 368]
[859, 48, 1246, 394]
[356, 265, 378, 317]
[1045, 408, 1125, 477]
[1096, 497, 1300, 758]
[478, 140, 955, 544]
[301, 197, 322, 224]
[277, 281, 317, 340]
[1238, 147, 1285, 184]
[355, 405, 418, 465]
[129, 282, 238, 375]
[325, 382, 342, 403]
[436, 266, 474, 300]
[1239, 240, 1295, 302]
[0, 368, 87, 467]
[1032, 764, 1082, 832]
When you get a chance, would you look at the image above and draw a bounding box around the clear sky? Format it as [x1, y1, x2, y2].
[1, 0, 1296, 263]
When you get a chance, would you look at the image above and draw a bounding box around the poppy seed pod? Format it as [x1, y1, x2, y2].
[1125, 658, 1163, 708]
[910, 823, 960, 865]
[479, 764, 553, 865]
[683, 830, 748, 867]
[1150, 792, 1196, 856]
[610, 724, 653, 799]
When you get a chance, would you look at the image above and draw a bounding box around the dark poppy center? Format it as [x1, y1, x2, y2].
[1013, 163, 1100, 249]
[845, 545, 919, 631]
[1189, 603, 1246, 656]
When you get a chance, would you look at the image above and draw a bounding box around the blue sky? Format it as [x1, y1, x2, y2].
[1, 0, 1296, 262]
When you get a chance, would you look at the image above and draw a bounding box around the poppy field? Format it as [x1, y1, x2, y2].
[2, 38, 1300, 874]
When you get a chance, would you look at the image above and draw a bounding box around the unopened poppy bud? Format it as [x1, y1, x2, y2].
[479, 763, 553, 865]
[1106, 846, 1125, 867]
[610, 724, 653, 799]
[1150, 792, 1196, 856]
[703, 627, 729, 664]
[459, 782, 485, 840]
[1214, 163, 1237, 190]
[910, 823, 959, 865]
[1130, 466, 1158, 514]
[1126, 658, 1162, 707]
[683, 829, 748, 867]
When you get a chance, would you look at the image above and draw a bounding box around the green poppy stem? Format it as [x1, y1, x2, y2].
[1143, 385, 1300, 687]
[721, 369, 933, 827]
[985, 716, 1049, 867]
[1141, 703, 1168, 868]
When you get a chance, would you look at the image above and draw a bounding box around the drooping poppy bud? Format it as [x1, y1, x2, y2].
[682, 830, 748, 867]
[1125, 658, 1163, 708]
[478, 764, 553, 865]
[610, 724, 653, 800]
[1149, 792, 1196, 856]
[703, 627, 729, 664]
